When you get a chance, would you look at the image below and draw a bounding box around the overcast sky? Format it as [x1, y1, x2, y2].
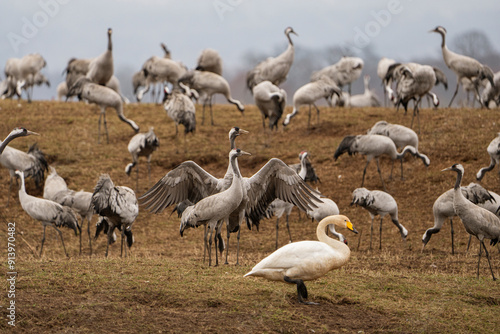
[1, 0, 499, 100]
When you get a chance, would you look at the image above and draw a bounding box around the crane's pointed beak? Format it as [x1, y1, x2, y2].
[27, 130, 40, 136]
[239, 129, 249, 135]
[441, 167, 452, 172]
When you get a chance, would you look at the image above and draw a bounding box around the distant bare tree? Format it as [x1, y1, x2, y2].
[452, 30, 495, 60]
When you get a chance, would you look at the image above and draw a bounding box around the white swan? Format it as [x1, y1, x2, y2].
[244, 215, 358, 305]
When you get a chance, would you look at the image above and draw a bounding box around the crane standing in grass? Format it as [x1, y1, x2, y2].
[16, 170, 80, 258]
[125, 127, 160, 191]
[442, 164, 499, 280]
[91, 174, 139, 257]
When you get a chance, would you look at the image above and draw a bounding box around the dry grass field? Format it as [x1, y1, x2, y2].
[1, 99, 499, 333]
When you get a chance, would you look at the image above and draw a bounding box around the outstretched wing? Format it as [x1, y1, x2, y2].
[138, 161, 221, 214]
[245, 158, 322, 228]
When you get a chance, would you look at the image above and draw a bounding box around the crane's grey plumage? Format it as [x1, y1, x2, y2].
[333, 134, 430, 191]
[67, 77, 139, 143]
[431, 26, 495, 108]
[386, 63, 440, 133]
[246, 27, 297, 91]
[351, 187, 407, 250]
[252, 80, 287, 130]
[178, 70, 244, 125]
[290, 151, 320, 184]
[0, 127, 39, 155]
[43, 166, 95, 255]
[91, 174, 139, 257]
[137, 56, 187, 102]
[422, 182, 495, 255]
[16, 170, 79, 257]
[476, 133, 500, 182]
[1, 142, 48, 206]
[442, 164, 499, 280]
[283, 76, 341, 128]
[347, 75, 381, 108]
[64, 57, 91, 92]
[86, 28, 114, 85]
[196, 48, 223, 76]
[125, 127, 160, 191]
[377, 57, 396, 106]
[306, 197, 347, 244]
[311, 56, 364, 94]
[162, 84, 196, 151]
[4, 53, 47, 103]
[367, 120, 429, 180]
[481, 71, 500, 109]
[179, 148, 251, 266]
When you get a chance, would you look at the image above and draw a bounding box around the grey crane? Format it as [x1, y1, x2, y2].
[86, 28, 114, 85]
[179, 148, 251, 266]
[4, 53, 47, 103]
[442, 164, 499, 280]
[246, 27, 297, 91]
[196, 48, 223, 75]
[480, 71, 500, 108]
[431, 26, 495, 108]
[306, 196, 347, 244]
[290, 151, 320, 184]
[476, 133, 500, 182]
[351, 187, 407, 250]
[283, 76, 341, 129]
[311, 56, 364, 94]
[0, 127, 39, 155]
[178, 70, 244, 125]
[67, 77, 139, 143]
[377, 57, 396, 106]
[1, 141, 48, 206]
[15, 170, 79, 258]
[333, 134, 429, 191]
[64, 57, 91, 92]
[137, 56, 187, 102]
[125, 127, 160, 191]
[43, 166, 95, 255]
[367, 120, 429, 180]
[388, 63, 440, 133]
[252, 80, 287, 131]
[91, 174, 139, 257]
[422, 183, 495, 255]
[162, 85, 196, 152]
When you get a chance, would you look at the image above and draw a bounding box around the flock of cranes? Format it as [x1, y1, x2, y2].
[1, 23, 500, 303]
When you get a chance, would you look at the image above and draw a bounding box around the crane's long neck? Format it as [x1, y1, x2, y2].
[107, 32, 113, 51]
[298, 156, 307, 180]
[286, 32, 294, 47]
[0, 133, 18, 154]
[228, 154, 243, 195]
[316, 219, 350, 264]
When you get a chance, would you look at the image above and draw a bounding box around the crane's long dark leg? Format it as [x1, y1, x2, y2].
[356, 229, 363, 251]
[361, 159, 371, 187]
[236, 227, 241, 265]
[225, 220, 230, 265]
[313, 103, 321, 126]
[477, 239, 482, 278]
[209, 97, 215, 126]
[203, 225, 208, 263]
[379, 217, 383, 250]
[40, 225, 47, 257]
[285, 214, 292, 244]
[87, 217, 92, 256]
[208, 225, 214, 266]
[376, 158, 387, 191]
[201, 100, 207, 125]
[481, 240, 496, 280]
[275, 217, 280, 250]
[448, 82, 460, 108]
[450, 219, 455, 255]
[52, 224, 69, 258]
[284, 276, 318, 305]
[466, 235, 472, 255]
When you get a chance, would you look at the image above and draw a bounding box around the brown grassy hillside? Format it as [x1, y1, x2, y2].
[1, 99, 499, 333]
